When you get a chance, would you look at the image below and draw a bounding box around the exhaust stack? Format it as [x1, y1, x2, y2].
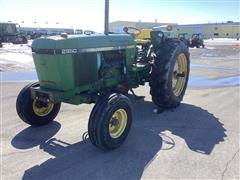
[104, 0, 109, 35]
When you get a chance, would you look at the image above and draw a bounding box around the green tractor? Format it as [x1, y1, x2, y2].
[0, 22, 28, 47]
[16, 0, 190, 150]
[189, 33, 205, 48]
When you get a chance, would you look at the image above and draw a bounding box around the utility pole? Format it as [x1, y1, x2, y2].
[104, 0, 109, 35]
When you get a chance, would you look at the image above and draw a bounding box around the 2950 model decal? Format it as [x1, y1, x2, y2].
[61, 49, 78, 54]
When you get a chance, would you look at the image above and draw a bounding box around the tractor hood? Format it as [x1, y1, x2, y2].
[31, 34, 135, 55]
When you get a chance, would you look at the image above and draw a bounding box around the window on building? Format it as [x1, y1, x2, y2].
[177, 29, 180, 31]
[237, 33, 239, 36]
[214, 33, 219, 36]
[226, 33, 229, 36]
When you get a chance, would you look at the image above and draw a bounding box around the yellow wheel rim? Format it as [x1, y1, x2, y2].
[109, 109, 128, 139]
[32, 100, 54, 117]
[172, 53, 188, 96]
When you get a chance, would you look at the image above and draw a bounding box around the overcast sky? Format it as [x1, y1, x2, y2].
[0, 0, 239, 32]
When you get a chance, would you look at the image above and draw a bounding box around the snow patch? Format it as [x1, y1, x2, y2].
[205, 38, 240, 46]
[0, 53, 33, 64]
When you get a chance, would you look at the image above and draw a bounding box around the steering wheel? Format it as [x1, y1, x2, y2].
[123, 27, 141, 36]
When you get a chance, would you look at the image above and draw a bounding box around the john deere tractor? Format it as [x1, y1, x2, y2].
[16, 0, 190, 150]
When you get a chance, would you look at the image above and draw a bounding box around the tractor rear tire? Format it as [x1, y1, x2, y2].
[88, 93, 132, 150]
[149, 39, 190, 109]
[16, 82, 61, 126]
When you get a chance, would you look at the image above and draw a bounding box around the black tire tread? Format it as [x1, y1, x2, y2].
[149, 39, 190, 109]
[16, 82, 61, 126]
[88, 93, 132, 150]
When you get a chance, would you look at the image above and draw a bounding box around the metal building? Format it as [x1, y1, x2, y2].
[110, 21, 240, 39]
[109, 20, 176, 32]
[172, 22, 240, 39]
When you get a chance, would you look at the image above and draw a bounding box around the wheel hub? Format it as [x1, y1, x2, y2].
[172, 53, 188, 96]
[110, 118, 119, 126]
[32, 99, 54, 117]
[109, 109, 127, 139]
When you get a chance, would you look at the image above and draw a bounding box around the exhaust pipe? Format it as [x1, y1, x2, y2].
[104, 0, 109, 35]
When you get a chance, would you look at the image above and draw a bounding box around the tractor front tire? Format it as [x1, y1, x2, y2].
[16, 82, 61, 126]
[149, 39, 190, 109]
[88, 93, 132, 150]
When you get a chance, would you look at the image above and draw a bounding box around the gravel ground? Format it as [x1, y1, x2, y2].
[1, 83, 239, 179]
